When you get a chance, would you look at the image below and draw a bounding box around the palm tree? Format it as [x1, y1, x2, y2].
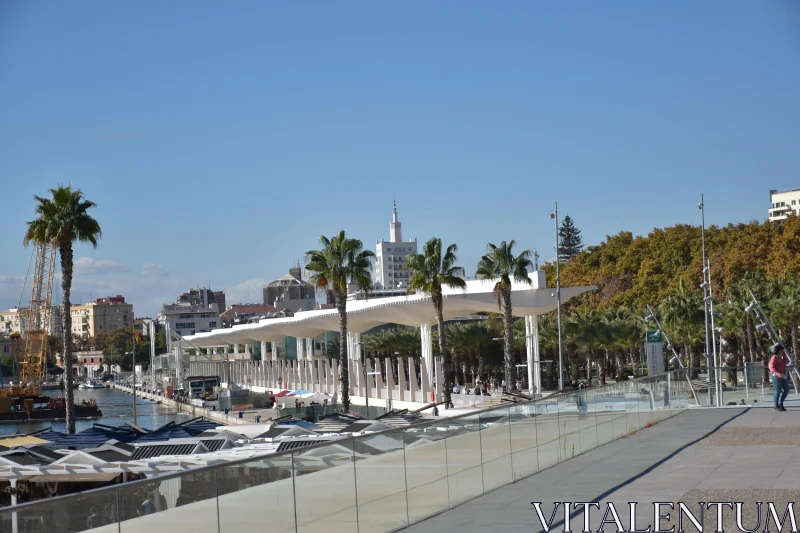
[406, 238, 466, 408]
[476, 241, 533, 393]
[660, 278, 704, 379]
[24, 185, 101, 434]
[305, 231, 375, 413]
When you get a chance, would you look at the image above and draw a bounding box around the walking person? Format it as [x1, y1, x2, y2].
[769, 343, 791, 412]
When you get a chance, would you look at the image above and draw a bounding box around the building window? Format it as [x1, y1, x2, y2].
[793, 200, 797, 206]
[208, 321, 217, 328]
[91, 358, 95, 364]
[175, 322, 196, 329]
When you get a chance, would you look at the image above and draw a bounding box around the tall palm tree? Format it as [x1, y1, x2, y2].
[406, 238, 466, 408]
[476, 241, 533, 393]
[24, 185, 101, 434]
[305, 230, 374, 413]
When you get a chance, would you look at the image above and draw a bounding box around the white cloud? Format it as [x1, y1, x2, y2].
[141, 263, 169, 276]
[224, 279, 267, 306]
[74, 257, 129, 275]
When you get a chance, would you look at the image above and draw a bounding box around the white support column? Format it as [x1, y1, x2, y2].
[398, 357, 407, 401]
[234, 344, 240, 357]
[296, 338, 305, 364]
[420, 323, 433, 398]
[333, 360, 340, 396]
[525, 315, 542, 397]
[245, 343, 251, 358]
[407, 356, 417, 402]
[271, 341, 278, 361]
[376, 359, 384, 399]
[434, 357, 443, 403]
[307, 338, 314, 361]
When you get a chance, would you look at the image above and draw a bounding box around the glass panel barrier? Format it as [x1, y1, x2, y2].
[0, 369, 691, 533]
[594, 384, 615, 446]
[578, 386, 598, 454]
[403, 421, 450, 524]
[557, 391, 580, 459]
[353, 429, 409, 533]
[293, 440, 358, 533]
[509, 402, 539, 481]
[479, 407, 512, 491]
[534, 396, 561, 469]
[445, 413, 484, 506]
[624, 380, 640, 434]
[637, 379, 654, 429]
[216, 456, 295, 533]
[0, 485, 121, 533]
[119, 469, 218, 533]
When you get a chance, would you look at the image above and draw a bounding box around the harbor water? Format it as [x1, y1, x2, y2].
[0, 387, 183, 436]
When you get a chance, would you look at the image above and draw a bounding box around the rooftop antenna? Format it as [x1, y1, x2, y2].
[534, 249, 540, 270]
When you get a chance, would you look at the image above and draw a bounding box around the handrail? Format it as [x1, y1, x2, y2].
[0, 368, 685, 516]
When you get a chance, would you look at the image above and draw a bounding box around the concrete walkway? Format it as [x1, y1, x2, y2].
[401, 407, 800, 533]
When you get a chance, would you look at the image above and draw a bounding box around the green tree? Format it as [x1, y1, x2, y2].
[24, 185, 101, 434]
[476, 241, 533, 392]
[406, 238, 466, 408]
[558, 215, 584, 261]
[305, 230, 375, 414]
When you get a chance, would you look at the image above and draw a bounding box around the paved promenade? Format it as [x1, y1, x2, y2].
[402, 407, 800, 533]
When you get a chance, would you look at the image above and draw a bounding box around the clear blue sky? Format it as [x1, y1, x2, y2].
[1, 1, 799, 317]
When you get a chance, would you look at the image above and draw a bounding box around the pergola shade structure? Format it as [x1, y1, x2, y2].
[183, 271, 596, 400]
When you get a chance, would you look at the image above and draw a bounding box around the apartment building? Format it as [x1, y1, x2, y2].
[769, 188, 800, 221]
[70, 296, 134, 338]
[0, 307, 63, 338]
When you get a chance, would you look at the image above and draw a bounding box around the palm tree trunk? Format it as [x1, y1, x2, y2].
[336, 293, 350, 414]
[60, 241, 76, 434]
[615, 351, 624, 381]
[599, 350, 607, 386]
[434, 293, 453, 408]
[502, 289, 514, 393]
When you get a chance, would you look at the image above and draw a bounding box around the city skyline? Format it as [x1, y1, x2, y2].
[1, 2, 798, 317]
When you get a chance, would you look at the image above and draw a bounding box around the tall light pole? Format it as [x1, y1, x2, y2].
[550, 202, 564, 391]
[699, 194, 712, 405]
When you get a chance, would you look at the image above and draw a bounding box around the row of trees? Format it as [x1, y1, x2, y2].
[328, 272, 797, 396]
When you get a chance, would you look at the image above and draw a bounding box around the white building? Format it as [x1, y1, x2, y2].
[0, 307, 63, 338]
[769, 188, 800, 221]
[374, 204, 417, 290]
[158, 303, 220, 341]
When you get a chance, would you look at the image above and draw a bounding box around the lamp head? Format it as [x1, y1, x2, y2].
[667, 343, 674, 352]
[745, 302, 755, 314]
[700, 282, 708, 289]
[549, 213, 555, 219]
[756, 323, 768, 333]
[715, 327, 723, 334]
[644, 314, 653, 323]
[720, 338, 729, 348]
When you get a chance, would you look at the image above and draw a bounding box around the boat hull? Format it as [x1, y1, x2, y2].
[0, 405, 102, 422]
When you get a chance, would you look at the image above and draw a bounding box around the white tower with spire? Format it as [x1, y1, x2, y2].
[390, 200, 402, 243]
[374, 202, 418, 290]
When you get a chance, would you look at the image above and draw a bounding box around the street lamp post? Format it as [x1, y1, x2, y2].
[550, 203, 564, 391]
[699, 195, 711, 404]
[126, 348, 137, 426]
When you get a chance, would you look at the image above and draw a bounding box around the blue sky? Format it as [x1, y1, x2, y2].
[1, 1, 799, 317]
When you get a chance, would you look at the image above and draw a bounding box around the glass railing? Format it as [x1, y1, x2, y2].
[0, 369, 689, 533]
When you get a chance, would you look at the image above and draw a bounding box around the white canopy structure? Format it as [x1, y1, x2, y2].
[182, 271, 596, 400]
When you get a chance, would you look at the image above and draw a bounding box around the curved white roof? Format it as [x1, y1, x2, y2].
[184, 274, 597, 347]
